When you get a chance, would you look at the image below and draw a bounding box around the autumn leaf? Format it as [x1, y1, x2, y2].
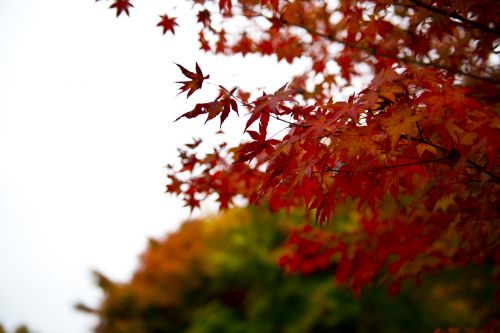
[219, 0, 232, 13]
[109, 0, 133, 17]
[216, 87, 239, 126]
[198, 31, 211, 52]
[157, 15, 178, 35]
[197, 9, 211, 27]
[174, 102, 212, 122]
[185, 138, 202, 149]
[245, 83, 295, 134]
[381, 108, 423, 149]
[175, 88, 238, 127]
[433, 193, 457, 212]
[232, 33, 253, 56]
[215, 29, 227, 53]
[175, 62, 209, 98]
[258, 39, 274, 55]
[260, 0, 280, 11]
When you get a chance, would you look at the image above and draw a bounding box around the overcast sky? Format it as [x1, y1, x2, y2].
[0, 1, 304, 332]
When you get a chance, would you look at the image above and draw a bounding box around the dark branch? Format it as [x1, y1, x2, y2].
[320, 157, 447, 175]
[266, 16, 500, 85]
[408, 0, 500, 37]
[465, 159, 500, 183]
[366, 157, 447, 172]
[270, 113, 308, 128]
[401, 134, 500, 182]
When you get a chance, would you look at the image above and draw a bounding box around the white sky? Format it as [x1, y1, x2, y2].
[0, 1, 304, 332]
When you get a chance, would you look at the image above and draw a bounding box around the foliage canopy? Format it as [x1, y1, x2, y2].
[97, 0, 500, 304]
[79, 207, 499, 332]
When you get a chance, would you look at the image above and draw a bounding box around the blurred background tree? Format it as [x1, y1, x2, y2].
[0, 324, 36, 333]
[78, 206, 498, 333]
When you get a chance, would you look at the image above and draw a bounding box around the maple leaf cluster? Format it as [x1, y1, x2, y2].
[98, 0, 500, 298]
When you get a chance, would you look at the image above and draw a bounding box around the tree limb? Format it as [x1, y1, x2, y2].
[267, 15, 500, 85]
[407, 0, 500, 37]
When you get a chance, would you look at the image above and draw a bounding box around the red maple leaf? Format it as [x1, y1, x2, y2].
[175, 63, 210, 98]
[219, 0, 232, 13]
[261, 0, 279, 10]
[197, 10, 211, 27]
[109, 0, 133, 17]
[157, 15, 178, 35]
[175, 88, 238, 127]
[245, 84, 295, 136]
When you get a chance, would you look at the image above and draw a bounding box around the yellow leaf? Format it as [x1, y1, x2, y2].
[444, 120, 464, 143]
[444, 121, 477, 145]
[433, 193, 456, 212]
[381, 109, 422, 149]
[379, 84, 404, 103]
[339, 130, 378, 157]
[491, 117, 500, 129]
[416, 143, 437, 157]
[460, 132, 477, 145]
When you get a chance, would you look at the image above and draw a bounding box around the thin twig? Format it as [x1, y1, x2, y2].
[269, 113, 308, 128]
[416, 121, 424, 140]
[366, 157, 447, 172]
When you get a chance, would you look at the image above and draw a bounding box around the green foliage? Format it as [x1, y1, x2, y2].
[14, 327, 30, 333]
[0, 324, 35, 333]
[80, 206, 498, 333]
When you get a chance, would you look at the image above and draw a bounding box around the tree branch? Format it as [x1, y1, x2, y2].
[401, 134, 500, 182]
[269, 113, 308, 128]
[320, 157, 447, 175]
[267, 16, 500, 85]
[407, 0, 500, 37]
[219, 85, 308, 129]
[465, 159, 500, 183]
[365, 157, 447, 172]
